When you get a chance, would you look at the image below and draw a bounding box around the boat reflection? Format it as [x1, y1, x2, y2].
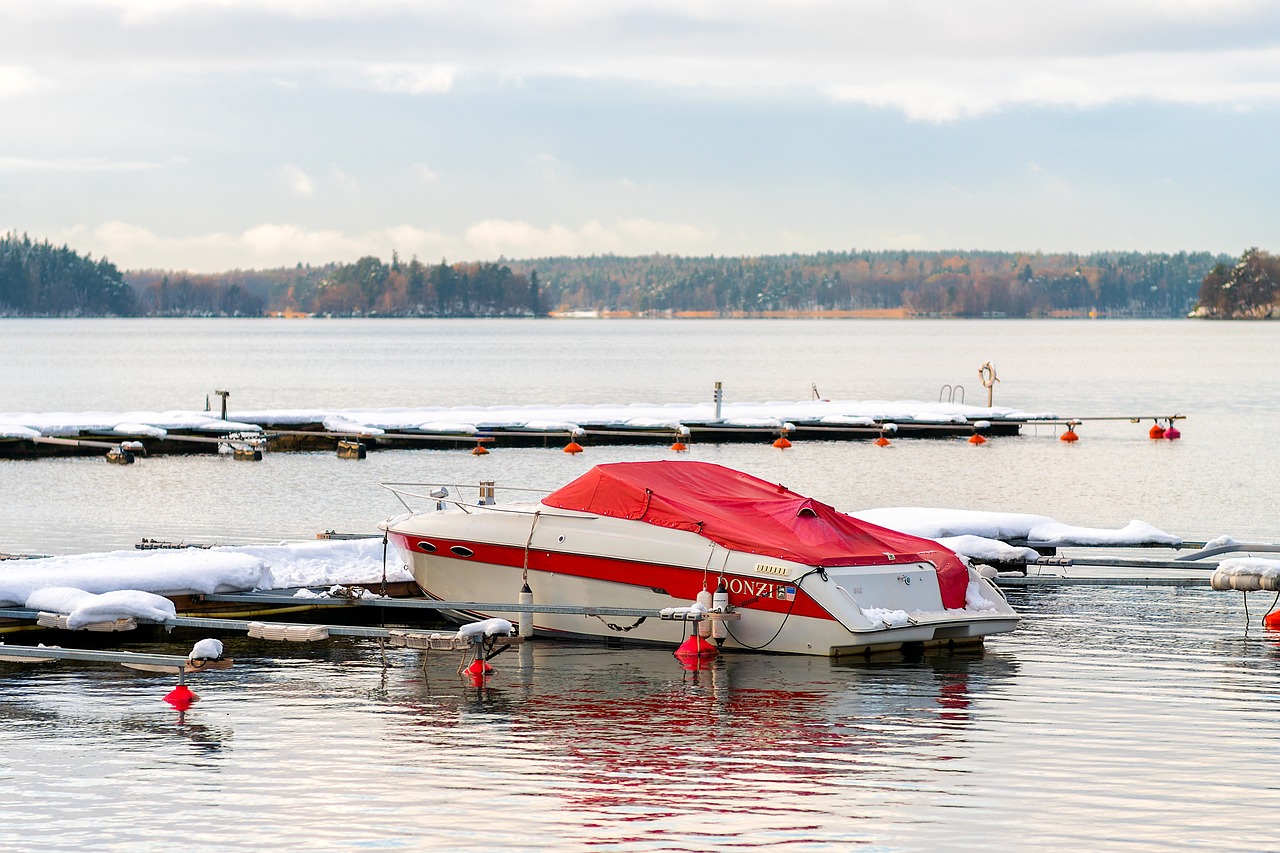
[389, 643, 1019, 818]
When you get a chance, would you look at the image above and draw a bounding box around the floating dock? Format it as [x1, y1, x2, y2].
[0, 383, 1186, 461]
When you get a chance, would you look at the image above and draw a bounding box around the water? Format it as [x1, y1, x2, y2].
[2, 318, 1280, 851]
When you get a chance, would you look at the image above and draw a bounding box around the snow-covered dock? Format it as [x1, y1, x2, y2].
[0, 507, 1275, 637]
[0, 396, 1185, 459]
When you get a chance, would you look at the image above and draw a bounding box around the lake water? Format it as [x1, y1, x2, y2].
[2, 318, 1280, 851]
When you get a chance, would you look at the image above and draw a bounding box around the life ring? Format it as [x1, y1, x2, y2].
[978, 361, 999, 388]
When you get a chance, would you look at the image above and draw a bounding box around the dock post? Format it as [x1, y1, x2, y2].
[713, 381, 723, 420]
[214, 389, 230, 420]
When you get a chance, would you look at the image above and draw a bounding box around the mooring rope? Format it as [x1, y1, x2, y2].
[380, 532, 389, 598]
[592, 614, 648, 632]
[522, 511, 541, 585]
[725, 566, 826, 651]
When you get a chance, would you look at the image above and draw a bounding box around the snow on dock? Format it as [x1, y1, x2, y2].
[0, 505, 1235, 633]
[1, 396, 1181, 459]
[0, 539, 404, 614]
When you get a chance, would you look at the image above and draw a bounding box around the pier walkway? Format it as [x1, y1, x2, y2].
[1, 395, 1185, 460]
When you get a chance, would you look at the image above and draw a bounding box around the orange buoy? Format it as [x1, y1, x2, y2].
[1149, 424, 1165, 439]
[1265, 609, 1280, 630]
[1165, 425, 1181, 440]
[874, 436, 891, 447]
[968, 433, 987, 445]
[563, 440, 584, 454]
[671, 441, 688, 452]
[1060, 428, 1079, 443]
[772, 436, 792, 449]
[471, 443, 489, 455]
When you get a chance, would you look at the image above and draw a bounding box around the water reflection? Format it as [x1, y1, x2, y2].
[381, 643, 1020, 844]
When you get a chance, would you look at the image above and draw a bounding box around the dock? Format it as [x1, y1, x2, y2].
[0, 382, 1186, 460]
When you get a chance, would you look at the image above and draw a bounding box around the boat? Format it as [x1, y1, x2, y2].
[380, 461, 1019, 657]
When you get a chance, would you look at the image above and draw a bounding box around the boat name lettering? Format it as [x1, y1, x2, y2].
[727, 577, 779, 598]
[753, 563, 790, 577]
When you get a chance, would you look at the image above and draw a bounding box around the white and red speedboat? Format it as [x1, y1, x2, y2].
[381, 461, 1018, 657]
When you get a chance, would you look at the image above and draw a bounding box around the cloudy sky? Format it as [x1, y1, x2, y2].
[2, 1, 1278, 271]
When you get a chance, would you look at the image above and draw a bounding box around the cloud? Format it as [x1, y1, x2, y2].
[529, 153, 564, 182]
[282, 163, 314, 195]
[412, 162, 438, 183]
[0, 156, 176, 172]
[7, 3, 1280, 120]
[361, 63, 456, 94]
[824, 48, 1280, 121]
[330, 165, 360, 191]
[62, 218, 716, 270]
[464, 218, 714, 258]
[0, 65, 51, 98]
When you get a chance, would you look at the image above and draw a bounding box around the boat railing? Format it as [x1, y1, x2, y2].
[381, 481, 581, 518]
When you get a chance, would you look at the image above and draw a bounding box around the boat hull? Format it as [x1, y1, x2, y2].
[383, 505, 1019, 657]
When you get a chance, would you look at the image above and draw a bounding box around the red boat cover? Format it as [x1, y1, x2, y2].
[542, 461, 969, 609]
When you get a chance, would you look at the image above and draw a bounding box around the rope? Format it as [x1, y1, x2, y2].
[725, 567, 826, 651]
[521, 511, 541, 584]
[380, 532, 389, 597]
[592, 614, 648, 632]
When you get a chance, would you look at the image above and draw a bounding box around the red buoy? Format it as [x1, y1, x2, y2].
[1265, 610, 1280, 630]
[1149, 424, 1165, 440]
[163, 685, 198, 711]
[1060, 428, 1079, 443]
[471, 444, 489, 455]
[1165, 425, 1181, 440]
[671, 441, 688, 452]
[968, 434, 987, 445]
[563, 441, 584, 454]
[674, 635, 719, 659]
[874, 436, 891, 447]
[772, 436, 792, 449]
[465, 659, 494, 676]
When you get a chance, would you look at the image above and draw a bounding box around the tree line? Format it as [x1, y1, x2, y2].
[2, 231, 1269, 319]
[508, 249, 1227, 318]
[0, 232, 134, 316]
[1193, 249, 1278, 319]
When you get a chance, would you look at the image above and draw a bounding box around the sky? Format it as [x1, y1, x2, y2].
[2, 1, 1278, 272]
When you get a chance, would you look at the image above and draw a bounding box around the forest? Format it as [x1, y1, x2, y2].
[506, 250, 1223, 318]
[1192, 249, 1278, 319]
[0, 232, 134, 316]
[1, 230, 1266, 319]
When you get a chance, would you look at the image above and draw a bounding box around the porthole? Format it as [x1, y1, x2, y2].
[416, 541, 437, 553]
[450, 545, 475, 558]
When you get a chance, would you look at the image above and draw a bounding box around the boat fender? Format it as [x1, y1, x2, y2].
[696, 589, 716, 635]
[711, 579, 729, 643]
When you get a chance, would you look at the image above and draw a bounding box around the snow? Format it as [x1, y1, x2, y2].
[1, 397, 1058, 441]
[457, 618, 514, 639]
[861, 607, 912, 627]
[62, 590, 177, 630]
[1215, 558, 1280, 579]
[1211, 558, 1280, 592]
[111, 422, 168, 438]
[0, 539, 409, 608]
[322, 416, 385, 436]
[0, 410, 262, 438]
[26, 587, 177, 629]
[962, 579, 1000, 612]
[189, 638, 224, 660]
[934, 534, 1042, 563]
[852, 507, 1180, 547]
